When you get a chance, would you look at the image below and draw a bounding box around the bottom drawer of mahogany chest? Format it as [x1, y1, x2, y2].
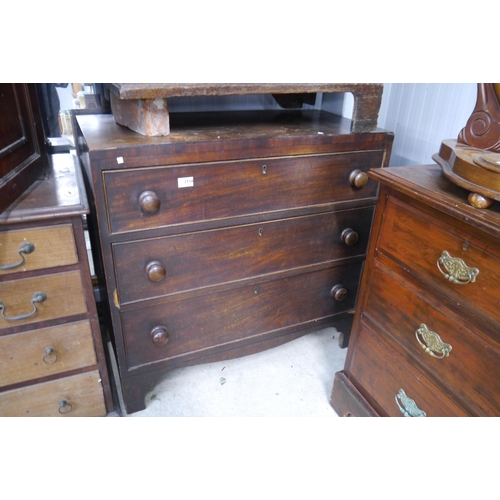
[0, 371, 107, 417]
[122, 263, 362, 369]
[348, 324, 467, 417]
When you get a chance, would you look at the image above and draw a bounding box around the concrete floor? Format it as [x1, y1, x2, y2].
[110, 327, 346, 417]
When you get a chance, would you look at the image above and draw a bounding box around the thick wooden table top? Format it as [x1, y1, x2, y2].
[106, 83, 382, 100]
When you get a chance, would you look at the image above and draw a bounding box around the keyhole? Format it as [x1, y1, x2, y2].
[262, 165, 267, 175]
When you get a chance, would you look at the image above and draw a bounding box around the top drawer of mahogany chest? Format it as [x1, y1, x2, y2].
[377, 195, 500, 331]
[103, 152, 384, 235]
[0, 225, 78, 276]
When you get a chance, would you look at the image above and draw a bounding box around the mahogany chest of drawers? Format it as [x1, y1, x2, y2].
[331, 164, 500, 417]
[0, 154, 113, 416]
[75, 110, 393, 414]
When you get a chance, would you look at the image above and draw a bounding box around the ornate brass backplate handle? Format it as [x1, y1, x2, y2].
[415, 323, 452, 359]
[437, 250, 479, 284]
[0, 291, 47, 321]
[395, 389, 427, 417]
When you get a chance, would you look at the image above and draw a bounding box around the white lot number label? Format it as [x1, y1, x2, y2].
[178, 176, 194, 188]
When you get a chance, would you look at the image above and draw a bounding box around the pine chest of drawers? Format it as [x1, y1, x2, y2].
[331, 164, 500, 417]
[76, 110, 393, 414]
[0, 154, 113, 416]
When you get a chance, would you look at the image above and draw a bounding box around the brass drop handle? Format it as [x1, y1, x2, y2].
[330, 285, 347, 301]
[138, 190, 161, 214]
[0, 291, 47, 321]
[437, 250, 479, 284]
[349, 169, 369, 188]
[58, 400, 73, 415]
[146, 261, 166, 282]
[42, 347, 58, 365]
[151, 325, 169, 346]
[341, 228, 359, 246]
[0, 242, 35, 270]
[415, 323, 452, 359]
[395, 389, 426, 417]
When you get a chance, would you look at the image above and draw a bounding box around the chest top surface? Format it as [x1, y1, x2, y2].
[0, 153, 88, 226]
[76, 111, 393, 166]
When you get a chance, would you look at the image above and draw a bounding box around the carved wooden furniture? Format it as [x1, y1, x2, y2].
[0, 153, 113, 416]
[0, 83, 49, 214]
[330, 164, 500, 417]
[76, 108, 393, 414]
[433, 83, 500, 208]
[106, 83, 384, 135]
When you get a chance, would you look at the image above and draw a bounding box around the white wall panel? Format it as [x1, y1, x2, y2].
[378, 83, 477, 166]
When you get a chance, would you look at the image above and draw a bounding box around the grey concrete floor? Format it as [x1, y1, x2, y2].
[110, 327, 346, 417]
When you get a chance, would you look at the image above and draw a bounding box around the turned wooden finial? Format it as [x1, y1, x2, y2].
[457, 83, 500, 152]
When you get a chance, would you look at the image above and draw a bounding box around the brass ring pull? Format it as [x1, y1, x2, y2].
[415, 323, 452, 359]
[395, 389, 426, 417]
[58, 400, 73, 415]
[437, 250, 479, 284]
[42, 347, 58, 365]
[0, 242, 35, 270]
[0, 291, 47, 321]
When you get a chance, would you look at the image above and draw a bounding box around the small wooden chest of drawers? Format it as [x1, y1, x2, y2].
[0, 154, 112, 417]
[331, 164, 500, 417]
[76, 110, 393, 414]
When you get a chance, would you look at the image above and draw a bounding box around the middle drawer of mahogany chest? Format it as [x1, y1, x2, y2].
[113, 208, 373, 305]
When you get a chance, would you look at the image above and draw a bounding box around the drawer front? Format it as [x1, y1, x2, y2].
[0, 321, 97, 387]
[121, 263, 363, 369]
[114, 208, 374, 305]
[0, 271, 87, 330]
[104, 152, 384, 234]
[0, 224, 78, 275]
[349, 324, 467, 417]
[0, 370, 106, 417]
[378, 196, 500, 329]
[364, 262, 500, 416]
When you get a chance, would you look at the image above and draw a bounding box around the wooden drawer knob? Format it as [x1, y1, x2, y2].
[341, 228, 359, 246]
[138, 190, 161, 214]
[330, 284, 347, 301]
[151, 325, 169, 346]
[146, 261, 166, 282]
[349, 169, 368, 188]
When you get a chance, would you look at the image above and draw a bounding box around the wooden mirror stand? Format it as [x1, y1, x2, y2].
[433, 83, 500, 209]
